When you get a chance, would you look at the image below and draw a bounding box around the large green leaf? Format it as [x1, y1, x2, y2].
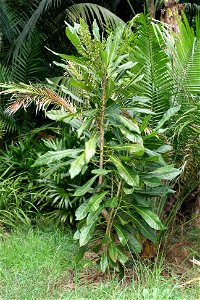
[109, 242, 118, 262]
[74, 175, 98, 196]
[100, 252, 109, 273]
[114, 224, 128, 246]
[75, 202, 89, 220]
[127, 233, 142, 254]
[133, 205, 165, 230]
[105, 196, 118, 208]
[133, 216, 156, 243]
[85, 132, 99, 164]
[117, 115, 140, 134]
[79, 222, 96, 246]
[33, 149, 83, 166]
[86, 208, 101, 225]
[155, 106, 180, 131]
[116, 245, 129, 265]
[150, 165, 181, 180]
[87, 192, 107, 213]
[112, 144, 144, 156]
[120, 127, 143, 144]
[69, 153, 85, 178]
[110, 156, 139, 187]
[136, 186, 174, 197]
[77, 117, 93, 138]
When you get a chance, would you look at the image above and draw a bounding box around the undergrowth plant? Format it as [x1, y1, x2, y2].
[0, 20, 181, 272]
[35, 21, 180, 271]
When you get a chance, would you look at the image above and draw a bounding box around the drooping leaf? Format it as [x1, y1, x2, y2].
[117, 115, 140, 134]
[105, 196, 118, 208]
[85, 132, 99, 164]
[79, 222, 96, 246]
[133, 205, 165, 230]
[150, 165, 181, 180]
[77, 117, 93, 138]
[110, 156, 139, 187]
[86, 208, 101, 225]
[136, 186, 174, 197]
[88, 192, 108, 212]
[91, 169, 111, 175]
[134, 217, 157, 243]
[127, 233, 142, 254]
[112, 144, 144, 156]
[120, 127, 143, 144]
[155, 106, 180, 131]
[109, 242, 118, 262]
[116, 245, 129, 265]
[33, 149, 83, 166]
[114, 224, 128, 246]
[100, 252, 109, 273]
[74, 175, 98, 196]
[69, 153, 85, 178]
[75, 245, 87, 264]
[75, 202, 89, 220]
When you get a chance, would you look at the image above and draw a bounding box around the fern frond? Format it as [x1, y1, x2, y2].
[133, 14, 173, 124]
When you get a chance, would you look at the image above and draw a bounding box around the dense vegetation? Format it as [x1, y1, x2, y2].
[0, 0, 199, 274]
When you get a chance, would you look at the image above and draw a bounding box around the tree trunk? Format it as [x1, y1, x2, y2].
[160, 0, 183, 33]
[148, 0, 155, 19]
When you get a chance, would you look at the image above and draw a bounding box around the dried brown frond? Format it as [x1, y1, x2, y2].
[4, 83, 76, 115]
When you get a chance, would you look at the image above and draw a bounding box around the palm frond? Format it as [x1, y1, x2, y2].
[65, 3, 124, 27]
[12, 34, 47, 82]
[0, 83, 75, 115]
[132, 14, 173, 124]
[13, 0, 64, 55]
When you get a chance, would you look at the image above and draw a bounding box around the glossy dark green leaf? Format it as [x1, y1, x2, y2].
[87, 192, 107, 212]
[91, 169, 111, 175]
[69, 153, 85, 178]
[74, 175, 98, 196]
[116, 245, 129, 264]
[105, 196, 118, 208]
[75, 202, 89, 220]
[112, 144, 144, 156]
[117, 115, 140, 134]
[79, 222, 96, 246]
[109, 243, 118, 262]
[85, 132, 99, 164]
[133, 205, 165, 230]
[77, 117, 93, 138]
[114, 224, 128, 246]
[110, 156, 139, 187]
[75, 245, 87, 264]
[127, 233, 142, 254]
[150, 165, 181, 180]
[133, 217, 157, 243]
[100, 252, 108, 273]
[120, 127, 143, 144]
[33, 149, 83, 166]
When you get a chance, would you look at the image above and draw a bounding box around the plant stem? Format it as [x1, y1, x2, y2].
[98, 72, 107, 187]
[106, 180, 122, 236]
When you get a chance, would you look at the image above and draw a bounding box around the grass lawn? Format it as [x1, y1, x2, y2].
[0, 225, 199, 300]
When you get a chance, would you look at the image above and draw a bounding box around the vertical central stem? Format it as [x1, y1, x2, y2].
[98, 72, 107, 187]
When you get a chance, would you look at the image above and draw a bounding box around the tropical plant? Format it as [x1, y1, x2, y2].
[0, 20, 181, 272]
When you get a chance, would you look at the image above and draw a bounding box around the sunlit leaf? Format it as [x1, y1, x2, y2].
[85, 132, 99, 164]
[33, 149, 83, 166]
[74, 175, 98, 196]
[133, 205, 165, 230]
[69, 153, 85, 178]
[110, 156, 139, 187]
